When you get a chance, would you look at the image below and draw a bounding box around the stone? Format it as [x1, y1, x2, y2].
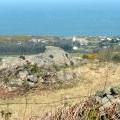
[38, 77, 44, 83]
[41, 72, 56, 85]
[56, 70, 76, 82]
[95, 96, 102, 104]
[27, 75, 38, 83]
[27, 82, 36, 88]
[95, 90, 107, 98]
[18, 71, 28, 81]
[110, 86, 120, 95]
[0, 46, 79, 92]
[9, 79, 24, 87]
[26, 46, 77, 67]
[0, 57, 27, 70]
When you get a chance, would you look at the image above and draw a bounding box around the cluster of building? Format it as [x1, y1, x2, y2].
[72, 36, 89, 50]
[29, 38, 46, 43]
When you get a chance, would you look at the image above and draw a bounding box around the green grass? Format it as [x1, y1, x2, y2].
[0, 35, 63, 42]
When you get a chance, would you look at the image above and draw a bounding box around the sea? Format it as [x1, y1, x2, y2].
[0, 0, 120, 37]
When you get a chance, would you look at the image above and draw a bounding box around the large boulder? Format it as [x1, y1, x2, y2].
[0, 46, 79, 93]
[0, 46, 77, 70]
[26, 46, 77, 67]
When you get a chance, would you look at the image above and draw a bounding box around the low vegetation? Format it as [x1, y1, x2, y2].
[82, 53, 100, 60]
[1, 36, 120, 119]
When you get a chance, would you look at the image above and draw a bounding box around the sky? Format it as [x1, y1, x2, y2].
[0, 0, 120, 8]
[0, 0, 120, 4]
[0, 0, 120, 36]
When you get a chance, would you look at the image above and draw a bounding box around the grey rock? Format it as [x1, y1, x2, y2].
[110, 86, 120, 95]
[26, 46, 77, 67]
[56, 70, 76, 82]
[27, 82, 36, 88]
[104, 87, 119, 96]
[38, 77, 44, 83]
[27, 75, 38, 83]
[0, 46, 79, 91]
[95, 96, 102, 104]
[95, 90, 107, 98]
[102, 97, 110, 104]
[18, 71, 28, 81]
[41, 72, 56, 85]
[9, 79, 24, 87]
[104, 88, 111, 95]
[0, 57, 27, 70]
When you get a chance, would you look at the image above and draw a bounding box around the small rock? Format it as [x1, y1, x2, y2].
[56, 70, 76, 82]
[95, 90, 107, 98]
[18, 71, 28, 81]
[95, 96, 102, 104]
[9, 79, 24, 87]
[27, 75, 38, 83]
[28, 82, 36, 88]
[38, 77, 44, 83]
[102, 97, 111, 105]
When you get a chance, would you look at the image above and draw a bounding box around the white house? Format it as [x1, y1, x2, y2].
[73, 46, 78, 50]
[72, 36, 89, 46]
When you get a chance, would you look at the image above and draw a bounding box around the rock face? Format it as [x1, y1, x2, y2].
[95, 85, 120, 110]
[25, 46, 76, 67]
[0, 46, 79, 94]
[0, 46, 77, 69]
[91, 86, 120, 120]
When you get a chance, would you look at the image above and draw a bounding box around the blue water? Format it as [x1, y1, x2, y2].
[0, 1, 120, 36]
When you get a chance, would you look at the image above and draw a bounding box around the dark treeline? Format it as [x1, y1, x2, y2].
[0, 42, 45, 55]
[0, 38, 73, 55]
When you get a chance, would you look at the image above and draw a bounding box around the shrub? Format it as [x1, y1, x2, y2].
[112, 53, 120, 62]
[82, 54, 89, 59]
[82, 54, 99, 60]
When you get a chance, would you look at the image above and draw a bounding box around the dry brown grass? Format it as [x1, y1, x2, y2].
[0, 62, 120, 120]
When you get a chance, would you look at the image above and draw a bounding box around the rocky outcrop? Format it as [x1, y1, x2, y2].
[0, 46, 77, 70]
[25, 46, 77, 67]
[0, 46, 79, 94]
[95, 86, 120, 104]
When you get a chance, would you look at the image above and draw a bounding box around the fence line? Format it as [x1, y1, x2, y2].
[0, 95, 94, 106]
[0, 62, 115, 119]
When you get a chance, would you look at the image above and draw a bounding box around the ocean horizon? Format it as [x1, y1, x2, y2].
[0, 0, 120, 36]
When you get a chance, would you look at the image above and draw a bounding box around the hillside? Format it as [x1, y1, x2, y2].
[1, 36, 120, 119]
[0, 49, 120, 119]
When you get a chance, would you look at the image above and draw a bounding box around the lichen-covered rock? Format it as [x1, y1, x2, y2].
[0, 46, 78, 71]
[110, 86, 120, 95]
[0, 57, 27, 70]
[25, 46, 77, 67]
[0, 46, 79, 94]
[18, 71, 28, 81]
[9, 79, 24, 88]
[27, 75, 38, 83]
[56, 70, 76, 82]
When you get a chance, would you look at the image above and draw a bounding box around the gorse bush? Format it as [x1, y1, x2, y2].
[82, 54, 100, 60]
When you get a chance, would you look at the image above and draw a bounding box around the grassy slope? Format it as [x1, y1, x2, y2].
[0, 61, 120, 119]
